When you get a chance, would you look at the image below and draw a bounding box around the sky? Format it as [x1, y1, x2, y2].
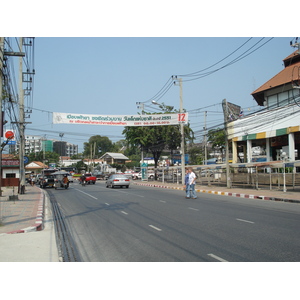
[17, 36, 296, 152]
[2, 2, 298, 153]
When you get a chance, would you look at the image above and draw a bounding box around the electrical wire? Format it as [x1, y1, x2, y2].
[179, 38, 253, 77]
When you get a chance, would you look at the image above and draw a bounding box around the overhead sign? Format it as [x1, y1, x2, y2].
[53, 112, 188, 127]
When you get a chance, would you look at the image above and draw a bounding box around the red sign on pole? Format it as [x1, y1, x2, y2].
[5, 131, 14, 139]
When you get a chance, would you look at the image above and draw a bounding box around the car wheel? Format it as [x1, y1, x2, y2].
[126, 186, 129, 188]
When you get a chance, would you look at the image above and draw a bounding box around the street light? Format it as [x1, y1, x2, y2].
[152, 100, 174, 111]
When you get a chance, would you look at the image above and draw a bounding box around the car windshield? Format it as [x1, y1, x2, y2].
[112, 175, 127, 179]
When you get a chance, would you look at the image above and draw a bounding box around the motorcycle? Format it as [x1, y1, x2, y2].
[79, 176, 86, 186]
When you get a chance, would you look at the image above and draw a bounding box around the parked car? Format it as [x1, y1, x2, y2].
[106, 174, 130, 188]
[200, 170, 214, 177]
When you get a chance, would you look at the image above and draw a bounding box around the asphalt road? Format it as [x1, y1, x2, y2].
[47, 180, 300, 262]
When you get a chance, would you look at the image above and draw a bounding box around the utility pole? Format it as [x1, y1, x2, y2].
[59, 133, 64, 167]
[173, 77, 186, 184]
[222, 99, 231, 188]
[0, 37, 4, 196]
[2, 37, 26, 194]
[204, 111, 207, 165]
[18, 37, 26, 194]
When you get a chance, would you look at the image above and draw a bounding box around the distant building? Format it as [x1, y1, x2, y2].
[53, 141, 78, 157]
[11, 135, 78, 157]
[100, 152, 129, 164]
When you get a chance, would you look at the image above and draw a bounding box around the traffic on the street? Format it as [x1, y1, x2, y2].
[47, 179, 300, 262]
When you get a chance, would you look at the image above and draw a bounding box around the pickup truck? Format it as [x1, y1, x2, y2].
[79, 173, 97, 184]
[92, 171, 109, 180]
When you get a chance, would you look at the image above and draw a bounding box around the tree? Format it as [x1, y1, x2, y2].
[83, 135, 114, 157]
[207, 128, 226, 159]
[188, 145, 204, 165]
[28, 151, 60, 166]
[122, 105, 194, 171]
[74, 160, 87, 173]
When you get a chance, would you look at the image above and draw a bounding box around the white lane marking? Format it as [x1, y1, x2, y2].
[105, 203, 110, 206]
[109, 189, 145, 198]
[188, 207, 199, 211]
[121, 211, 128, 215]
[236, 218, 255, 224]
[159, 200, 166, 203]
[149, 225, 162, 231]
[207, 253, 228, 262]
[75, 189, 98, 199]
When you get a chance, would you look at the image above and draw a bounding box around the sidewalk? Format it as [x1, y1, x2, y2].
[133, 180, 300, 203]
[0, 185, 59, 262]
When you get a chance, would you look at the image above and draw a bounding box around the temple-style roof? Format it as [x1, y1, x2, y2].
[252, 50, 300, 105]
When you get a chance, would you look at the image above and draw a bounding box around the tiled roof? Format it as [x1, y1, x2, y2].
[100, 152, 129, 160]
[251, 50, 300, 105]
[25, 161, 48, 169]
[252, 61, 300, 94]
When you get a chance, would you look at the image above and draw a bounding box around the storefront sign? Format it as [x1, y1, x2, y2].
[1, 159, 20, 167]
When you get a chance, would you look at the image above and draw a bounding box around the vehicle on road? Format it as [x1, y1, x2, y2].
[53, 171, 70, 189]
[92, 171, 110, 180]
[79, 173, 96, 184]
[106, 174, 130, 188]
[39, 168, 58, 188]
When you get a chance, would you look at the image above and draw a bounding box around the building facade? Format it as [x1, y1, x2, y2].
[53, 141, 78, 157]
[12, 135, 78, 157]
[229, 49, 300, 164]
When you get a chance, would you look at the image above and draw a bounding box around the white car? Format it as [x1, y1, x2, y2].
[106, 174, 130, 188]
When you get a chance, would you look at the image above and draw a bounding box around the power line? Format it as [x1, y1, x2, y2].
[140, 38, 274, 104]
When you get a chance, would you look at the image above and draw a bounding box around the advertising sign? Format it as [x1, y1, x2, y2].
[53, 112, 188, 127]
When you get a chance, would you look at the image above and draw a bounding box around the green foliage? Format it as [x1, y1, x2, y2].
[122, 105, 194, 168]
[83, 135, 114, 157]
[28, 151, 60, 165]
[207, 128, 226, 150]
[188, 145, 204, 165]
[74, 160, 87, 172]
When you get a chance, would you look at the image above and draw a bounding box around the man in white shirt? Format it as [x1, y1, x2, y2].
[187, 167, 197, 199]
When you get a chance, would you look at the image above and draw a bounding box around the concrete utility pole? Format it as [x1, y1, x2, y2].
[18, 37, 26, 194]
[177, 78, 185, 184]
[0, 37, 4, 196]
[204, 111, 207, 165]
[222, 99, 231, 189]
[1, 37, 26, 195]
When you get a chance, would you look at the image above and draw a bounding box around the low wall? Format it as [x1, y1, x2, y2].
[1, 178, 20, 187]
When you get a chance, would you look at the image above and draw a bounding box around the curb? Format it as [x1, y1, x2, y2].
[133, 182, 300, 204]
[0, 189, 45, 235]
